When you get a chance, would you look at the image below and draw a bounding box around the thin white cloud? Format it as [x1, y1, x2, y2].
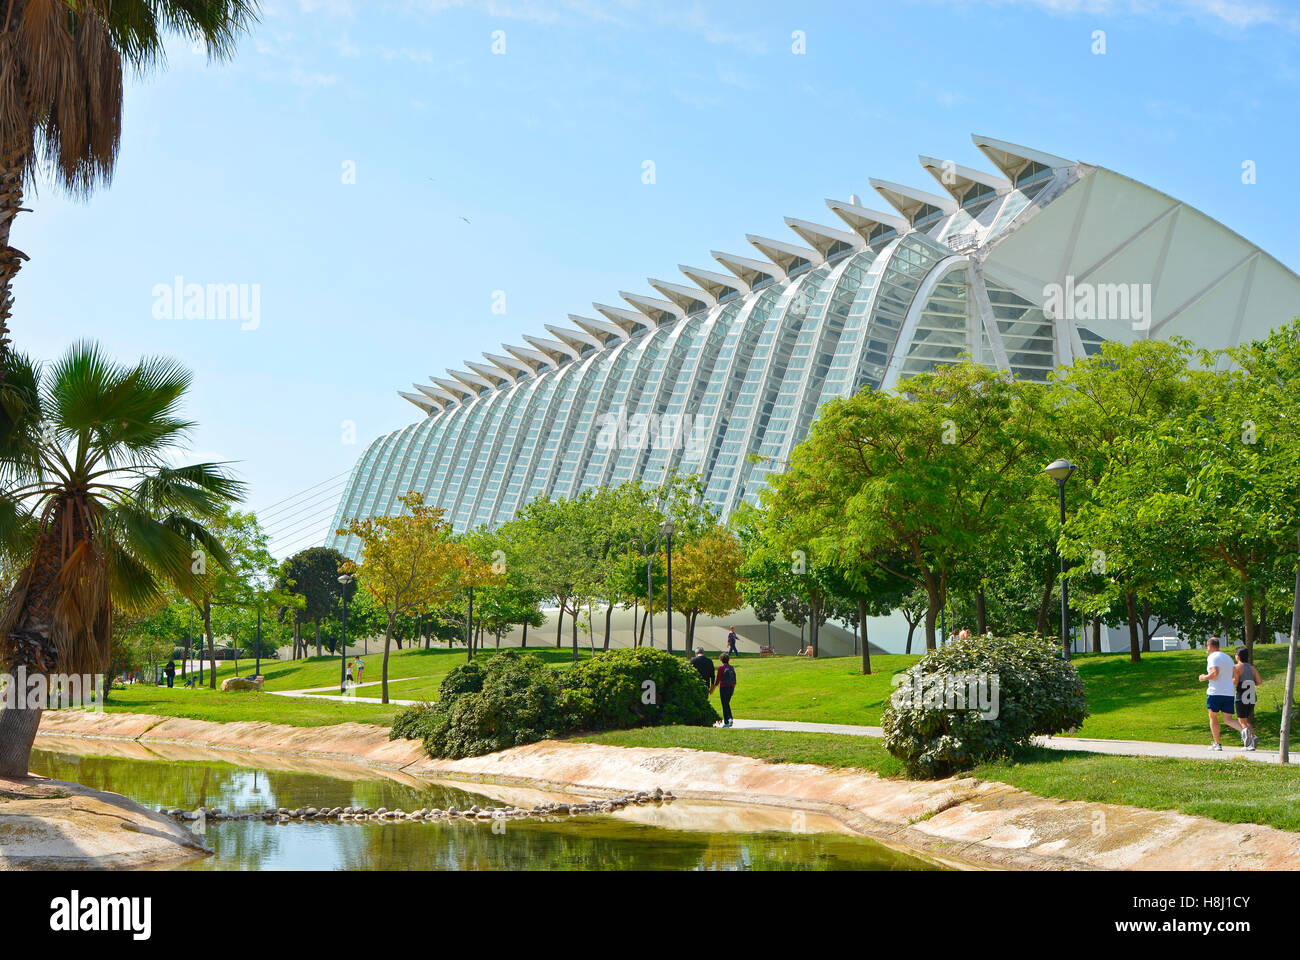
[929, 0, 1300, 31]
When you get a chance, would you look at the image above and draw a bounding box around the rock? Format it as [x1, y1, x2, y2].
[220, 676, 263, 693]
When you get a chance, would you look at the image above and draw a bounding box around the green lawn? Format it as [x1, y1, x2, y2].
[100, 684, 400, 726]
[580, 727, 1300, 833]
[125, 641, 1293, 745]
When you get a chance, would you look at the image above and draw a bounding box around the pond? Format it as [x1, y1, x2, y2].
[30, 740, 943, 871]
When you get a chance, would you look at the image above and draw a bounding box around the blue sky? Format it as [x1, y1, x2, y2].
[15, 0, 1300, 556]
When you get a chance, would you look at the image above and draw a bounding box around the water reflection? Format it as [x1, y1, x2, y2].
[30, 746, 939, 872]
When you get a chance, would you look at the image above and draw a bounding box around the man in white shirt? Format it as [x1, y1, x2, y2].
[1198, 637, 1247, 751]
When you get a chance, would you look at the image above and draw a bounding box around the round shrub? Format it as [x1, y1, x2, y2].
[390, 648, 718, 758]
[881, 634, 1088, 778]
[563, 647, 718, 730]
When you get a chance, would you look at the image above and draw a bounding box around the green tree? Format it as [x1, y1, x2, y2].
[0, 0, 257, 359]
[0, 343, 241, 775]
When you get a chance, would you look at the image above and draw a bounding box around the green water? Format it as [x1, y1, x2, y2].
[30, 747, 940, 871]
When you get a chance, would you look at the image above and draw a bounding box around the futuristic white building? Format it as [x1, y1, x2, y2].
[328, 134, 1300, 557]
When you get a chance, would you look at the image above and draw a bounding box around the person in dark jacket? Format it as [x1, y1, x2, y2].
[711, 653, 737, 728]
[689, 647, 715, 687]
[164, 660, 176, 688]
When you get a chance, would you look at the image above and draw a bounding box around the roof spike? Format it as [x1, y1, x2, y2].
[712, 249, 785, 287]
[648, 277, 716, 313]
[783, 217, 864, 258]
[621, 290, 682, 326]
[545, 323, 601, 353]
[825, 197, 909, 241]
[917, 155, 1011, 203]
[465, 359, 514, 386]
[746, 233, 823, 271]
[399, 390, 438, 414]
[592, 302, 647, 335]
[970, 134, 1073, 183]
[869, 177, 957, 224]
[679, 263, 748, 299]
[569, 314, 629, 344]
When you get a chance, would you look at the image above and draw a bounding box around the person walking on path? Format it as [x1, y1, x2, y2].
[1234, 647, 1262, 750]
[689, 647, 715, 688]
[355, 657, 365, 684]
[726, 627, 739, 656]
[164, 660, 176, 689]
[711, 653, 737, 728]
[1200, 637, 1248, 750]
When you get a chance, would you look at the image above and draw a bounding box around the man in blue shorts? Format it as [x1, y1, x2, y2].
[1199, 637, 1247, 751]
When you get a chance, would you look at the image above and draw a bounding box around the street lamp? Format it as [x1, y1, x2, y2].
[659, 520, 675, 654]
[338, 573, 354, 694]
[1044, 459, 1078, 660]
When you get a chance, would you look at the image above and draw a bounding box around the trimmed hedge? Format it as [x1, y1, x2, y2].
[881, 633, 1088, 778]
[390, 648, 718, 759]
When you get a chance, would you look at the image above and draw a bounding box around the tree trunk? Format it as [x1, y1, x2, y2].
[555, 599, 564, 648]
[858, 597, 872, 675]
[1091, 617, 1101, 654]
[1035, 569, 1057, 636]
[381, 614, 395, 704]
[0, 702, 42, 778]
[975, 587, 987, 636]
[1125, 593, 1141, 663]
[604, 604, 613, 650]
[905, 619, 918, 655]
[1243, 590, 1256, 655]
[0, 143, 28, 366]
[571, 603, 579, 661]
[522, 621, 528, 648]
[638, 608, 648, 647]
[205, 599, 217, 689]
[1139, 600, 1152, 653]
[923, 574, 941, 650]
[315, 621, 322, 658]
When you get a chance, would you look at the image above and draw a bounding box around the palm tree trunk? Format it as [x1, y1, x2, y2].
[0, 143, 27, 366]
[0, 701, 41, 778]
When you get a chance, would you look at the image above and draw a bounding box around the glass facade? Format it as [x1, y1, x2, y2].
[328, 143, 1119, 556]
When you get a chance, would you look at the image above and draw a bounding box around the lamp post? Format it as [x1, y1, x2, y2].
[660, 520, 675, 654]
[1044, 459, 1078, 660]
[338, 573, 354, 694]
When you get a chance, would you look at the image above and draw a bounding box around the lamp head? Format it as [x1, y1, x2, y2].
[659, 519, 675, 537]
[1043, 459, 1077, 483]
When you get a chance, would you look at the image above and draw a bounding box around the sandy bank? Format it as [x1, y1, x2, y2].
[37, 710, 1300, 870]
[0, 774, 208, 870]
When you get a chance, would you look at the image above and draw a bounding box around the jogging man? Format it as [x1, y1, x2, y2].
[1199, 638, 1247, 751]
[711, 653, 737, 728]
[689, 647, 715, 688]
[1234, 647, 1262, 751]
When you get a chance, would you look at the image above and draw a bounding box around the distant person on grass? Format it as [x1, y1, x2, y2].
[689, 647, 715, 688]
[727, 627, 739, 655]
[1199, 637, 1249, 751]
[1234, 647, 1262, 751]
[711, 653, 737, 728]
[355, 657, 365, 684]
[164, 660, 176, 688]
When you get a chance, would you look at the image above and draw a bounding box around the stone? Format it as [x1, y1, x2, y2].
[219, 676, 263, 693]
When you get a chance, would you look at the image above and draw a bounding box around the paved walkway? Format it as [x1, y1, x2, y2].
[725, 718, 1297, 764]
[269, 677, 422, 706]
[267, 684, 1298, 765]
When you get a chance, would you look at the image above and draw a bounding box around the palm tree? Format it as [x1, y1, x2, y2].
[0, 0, 258, 362]
[0, 341, 242, 776]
